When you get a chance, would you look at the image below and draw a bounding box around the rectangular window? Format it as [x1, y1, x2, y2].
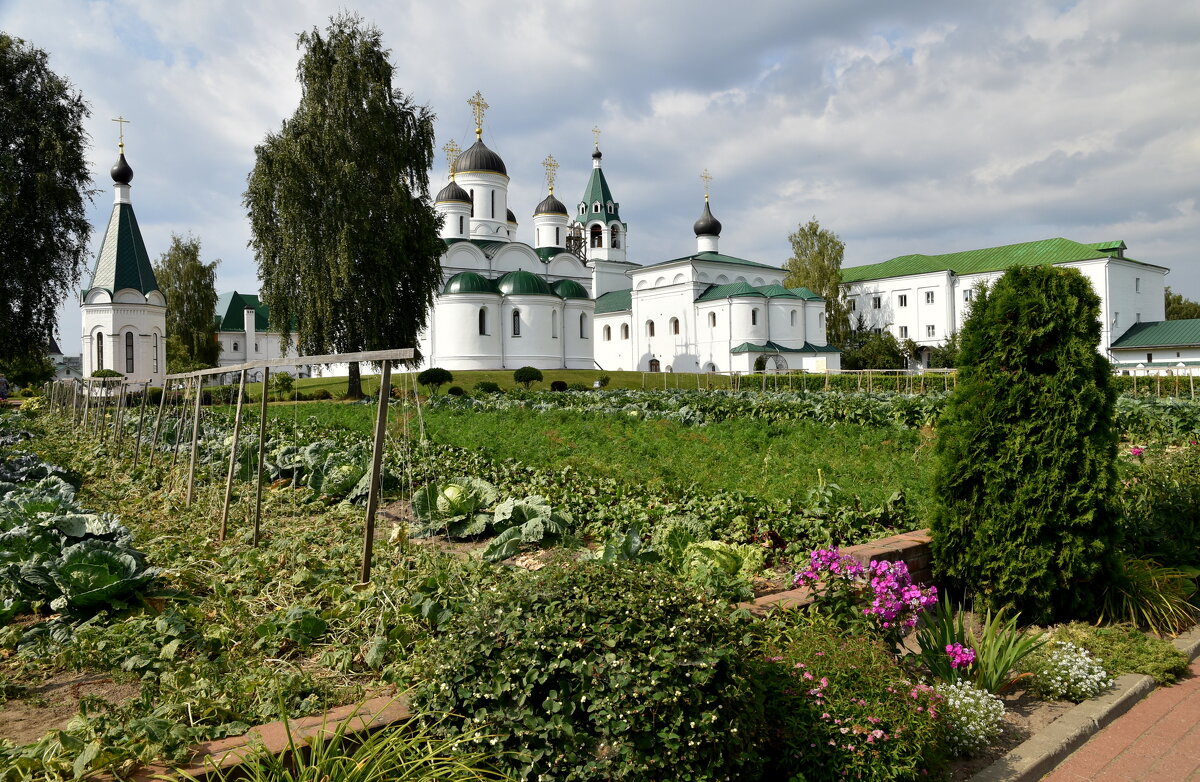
[899, 326, 908, 338]
[898, 294, 908, 307]
[963, 289, 973, 302]
[872, 296, 881, 309]
[926, 324, 936, 338]
[1135, 277, 1141, 293]
[848, 299, 856, 311]
[924, 291, 935, 304]
[1147, 352, 1153, 362]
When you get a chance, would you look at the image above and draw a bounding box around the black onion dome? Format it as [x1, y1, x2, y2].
[592, 147, 603, 162]
[693, 200, 722, 237]
[507, 208, 517, 224]
[111, 153, 133, 184]
[534, 193, 568, 216]
[435, 180, 471, 204]
[455, 138, 507, 175]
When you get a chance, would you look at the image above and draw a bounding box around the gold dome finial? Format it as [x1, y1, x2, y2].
[442, 139, 461, 180]
[112, 115, 131, 153]
[700, 169, 713, 201]
[542, 153, 559, 195]
[467, 91, 489, 139]
[592, 125, 601, 148]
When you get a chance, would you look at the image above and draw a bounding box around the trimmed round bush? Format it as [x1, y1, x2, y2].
[550, 380, 568, 392]
[472, 380, 502, 394]
[408, 562, 764, 781]
[446, 385, 465, 397]
[310, 388, 333, 400]
[512, 366, 542, 389]
[417, 367, 453, 394]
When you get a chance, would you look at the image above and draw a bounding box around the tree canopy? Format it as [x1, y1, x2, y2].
[930, 265, 1119, 624]
[1165, 287, 1200, 321]
[0, 34, 94, 364]
[783, 218, 851, 347]
[244, 13, 444, 397]
[154, 233, 220, 372]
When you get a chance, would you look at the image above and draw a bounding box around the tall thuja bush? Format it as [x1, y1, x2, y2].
[931, 266, 1119, 624]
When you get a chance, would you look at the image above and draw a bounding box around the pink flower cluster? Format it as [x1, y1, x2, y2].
[945, 643, 976, 669]
[793, 547, 865, 586]
[1130, 446, 1144, 456]
[863, 559, 939, 629]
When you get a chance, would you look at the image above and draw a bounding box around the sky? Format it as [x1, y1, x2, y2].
[4, 0, 1199, 353]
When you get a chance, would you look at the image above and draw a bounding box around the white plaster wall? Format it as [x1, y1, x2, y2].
[594, 313, 632, 370]
[1065, 259, 1168, 353]
[428, 294, 503, 370]
[455, 171, 510, 241]
[81, 299, 165, 385]
[563, 301, 596, 369]
[502, 296, 561, 369]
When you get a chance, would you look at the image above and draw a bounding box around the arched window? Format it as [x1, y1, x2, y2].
[621, 323, 630, 340]
[153, 334, 159, 373]
[592, 201, 601, 213]
[459, 215, 465, 234]
[646, 320, 655, 337]
[96, 332, 104, 371]
[790, 310, 797, 327]
[751, 309, 759, 326]
[512, 309, 521, 336]
[579, 204, 586, 215]
[708, 312, 717, 328]
[611, 225, 621, 249]
[603, 325, 612, 341]
[590, 225, 602, 248]
[233, 341, 239, 352]
[580, 313, 588, 338]
[479, 307, 488, 335]
[470, 189, 475, 217]
[125, 332, 134, 373]
[670, 317, 680, 335]
[490, 190, 495, 218]
[552, 310, 558, 338]
[555, 227, 561, 245]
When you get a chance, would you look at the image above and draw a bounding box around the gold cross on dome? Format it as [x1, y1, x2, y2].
[542, 154, 559, 194]
[112, 115, 131, 152]
[592, 125, 601, 147]
[467, 91, 489, 138]
[700, 169, 713, 200]
[442, 139, 461, 178]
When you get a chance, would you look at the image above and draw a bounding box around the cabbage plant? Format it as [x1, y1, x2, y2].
[411, 477, 499, 538]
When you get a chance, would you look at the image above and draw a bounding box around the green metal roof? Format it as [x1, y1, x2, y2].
[695, 282, 767, 302]
[214, 291, 270, 332]
[537, 246, 577, 262]
[730, 341, 842, 354]
[839, 237, 1161, 284]
[573, 165, 619, 225]
[639, 251, 782, 273]
[87, 202, 159, 295]
[444, 271, 498, 295]
[594, 289, 632, 314]
[497, 270, 555, 296]
[1110, 319, 1200, 349]
[551, 279, 591, 300]
[787, 287, 823, 301]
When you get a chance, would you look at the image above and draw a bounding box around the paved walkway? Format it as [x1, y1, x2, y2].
[1042, 657, 1200, 781]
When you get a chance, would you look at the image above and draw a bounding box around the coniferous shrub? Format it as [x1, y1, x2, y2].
[930, 266, 1120, 624]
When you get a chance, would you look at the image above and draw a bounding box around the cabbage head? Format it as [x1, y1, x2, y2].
[47, 541, 159, 612]
[412, 477, 498, 538]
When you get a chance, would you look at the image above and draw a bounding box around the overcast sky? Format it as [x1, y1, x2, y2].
[4, 0, 1198, 352]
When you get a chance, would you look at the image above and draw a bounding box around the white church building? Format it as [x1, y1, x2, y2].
[417, 108, 840, 374]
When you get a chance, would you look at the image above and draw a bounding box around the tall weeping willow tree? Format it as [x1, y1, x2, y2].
[930, 265, 1120, 624]
[244, 13, 443, 397]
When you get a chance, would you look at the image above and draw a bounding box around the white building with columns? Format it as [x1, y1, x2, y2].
[840, 238, 1170, 365]
[418, 111, 840, 374]
[80, 147, 166, 385]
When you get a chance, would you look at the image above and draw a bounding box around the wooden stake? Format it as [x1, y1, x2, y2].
[148, 383, 168, 468]
[360, 360, 392, 584]
[253, 366, 270, 548]
[133, 382, 149, 468]
[170, 378, 189, 471]
[219, 369, 248, 541]
[185, 376, 204, 506]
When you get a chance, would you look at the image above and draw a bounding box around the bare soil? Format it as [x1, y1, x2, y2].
[949, 689, 1074, 780]
[0, 672, 140, 745]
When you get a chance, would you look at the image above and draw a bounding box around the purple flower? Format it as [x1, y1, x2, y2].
[1130, 446, 1144, 456]
[945, 642, 976, 669]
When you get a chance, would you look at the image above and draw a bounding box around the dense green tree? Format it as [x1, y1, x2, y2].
[0, 34, 94, 364]
[245, 13, 444, 398]
[154, 233, 220, 372]
[1164, 287, 1200, 321]
[513, 366, 543, 389]
[783, 218, 851, 347]
[930, 265, 1120, 624]
[0, 352, 55, 388]
[927, 331, 961, 369]
[840, 321, 905, 370]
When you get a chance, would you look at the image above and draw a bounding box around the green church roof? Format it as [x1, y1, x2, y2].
[87, 202, 159, 295]
[594, 289, 632, 314]
[730, 341, 841, 354]
[840, 237, 1161, 284]
[551, 279, 591, 300]
[573, 163, 620, 225]
[444, 271, 498, 295]
[214, 292, 270, 332]
[497, 270, 555, 296]
[639, 251, 782, 273]
[1110, 319, 1200, 349]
